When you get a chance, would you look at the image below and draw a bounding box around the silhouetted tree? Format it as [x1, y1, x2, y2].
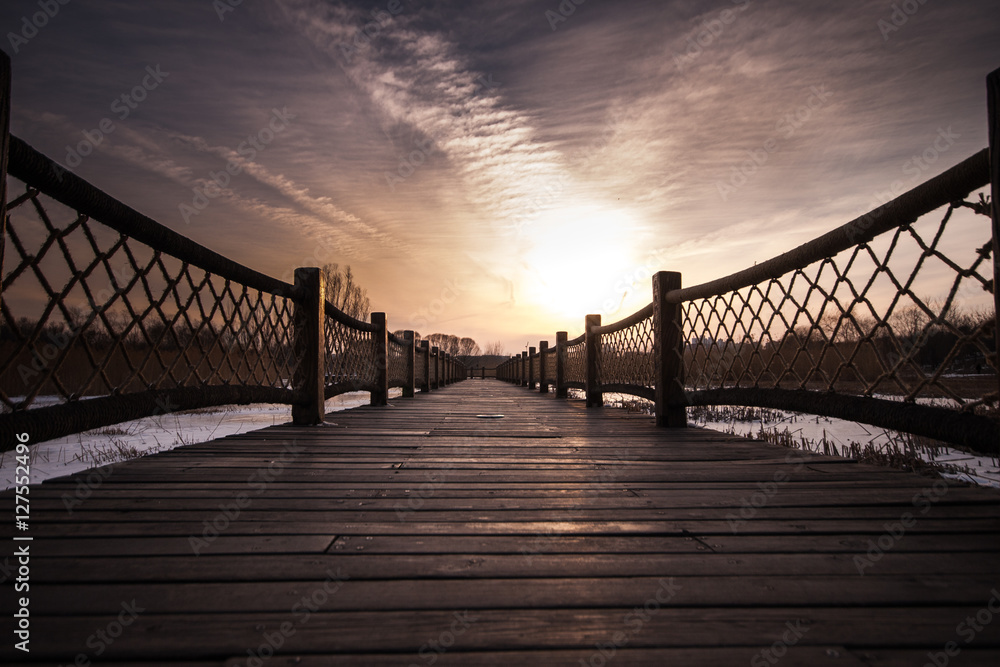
[322, 264, 370, 321]
[483, 340, 505, 356]
[458, 337, 480, 356]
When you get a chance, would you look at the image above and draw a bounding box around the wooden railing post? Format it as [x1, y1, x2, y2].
[528, 346, 536, 390]
[420, 341, 431, 391]
[0, 51, 11, 304]
[988, 67, 1000, 403]
[521, 351, 528, 387]
[585, 314, 602, 408]
[432, 346, 440, 389]
[539, 341, 549, 393]
[403, 330, 416, 398]
[555, 331, 568, 398]
[653, 271, 687, 427]
[292, 267, 326, 425]
[370, 312, 388, 406]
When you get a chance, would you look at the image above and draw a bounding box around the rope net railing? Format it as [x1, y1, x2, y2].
[597, 304, 656, 401]
[681, 195, 996, 409]
[544, 346, 557, 384]
[497, 144, 998, 452]
[387, 333, 408, 389]
[0, 135, 465, 447]
[1, 182, 301, 408]
[415, 347, 427, 388]
[322, 303, 376, 397]
[563, 335, 586, 388]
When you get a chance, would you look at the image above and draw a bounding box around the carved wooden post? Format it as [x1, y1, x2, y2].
[528, 346, 536, 390]
[653, 271, 687, 427]
[420, 340, 431, 392]
[403, 330, 416, 398]
[370, 312, 388, 406]
[292, 268, 326, 425]
[539, 341, 549, 393]
[555, 331, 568, 398]
[0, 51, 11, 303]
[988, 67, 1000, 402]
[585, 314, 602, 408]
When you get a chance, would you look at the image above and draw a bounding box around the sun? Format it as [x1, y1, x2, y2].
[519, 205, 640, 320]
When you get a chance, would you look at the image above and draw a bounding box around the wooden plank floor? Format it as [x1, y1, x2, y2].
[2, 379, 999, 665]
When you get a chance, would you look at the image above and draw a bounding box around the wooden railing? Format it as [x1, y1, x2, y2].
[500, 68, 1000, 454]
[0, 53, 465, 450]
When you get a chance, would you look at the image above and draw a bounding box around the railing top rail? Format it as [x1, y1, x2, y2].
[566, 333, 586, 346]
[665, 148, 990, 304]
[388, 331, 406, 346]
[7, 135, 295, 298]
[595, 302, 654, 335]
[324, 300, 376, 332]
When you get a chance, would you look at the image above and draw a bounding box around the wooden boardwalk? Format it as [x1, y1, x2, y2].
[3, 379, 1000, 665]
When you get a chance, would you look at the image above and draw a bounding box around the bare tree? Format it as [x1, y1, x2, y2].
[391, 330, 423, 345]
[458, 337, 481, 356]
[426, 333, 459, 355]
[322, 264, 370, 321]
[483, 340, 505, 356]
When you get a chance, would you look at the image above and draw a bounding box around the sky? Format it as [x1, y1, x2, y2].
[2, 0, 998, 354]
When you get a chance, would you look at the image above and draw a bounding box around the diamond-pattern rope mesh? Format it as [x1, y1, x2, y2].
[323, 316, 374, 391]
[1, 182, 297, 413]
[599, 316, 655, 391]
[415, 348, 427, 385]
[545, 347, 557, 382]
[387, 336, 408, 388]
[564, 341, 586, 384]
[682, 194, 997, 414]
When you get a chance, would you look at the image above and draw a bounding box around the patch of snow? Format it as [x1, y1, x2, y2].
[0, 389, 402, 490]
[692, 409, 1000, 488]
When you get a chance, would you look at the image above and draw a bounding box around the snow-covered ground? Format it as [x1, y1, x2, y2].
[691, 408, 1000, 488]
[581, 390, 1000, 488]
[0, 390, 400, 490]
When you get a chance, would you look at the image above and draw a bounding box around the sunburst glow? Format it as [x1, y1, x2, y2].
[520, 206, 641, 320]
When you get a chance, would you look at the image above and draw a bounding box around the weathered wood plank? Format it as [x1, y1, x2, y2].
[14, 575, 999, 615]
[21, 552, 1000, 582]
[7, 608, 1000, 661]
